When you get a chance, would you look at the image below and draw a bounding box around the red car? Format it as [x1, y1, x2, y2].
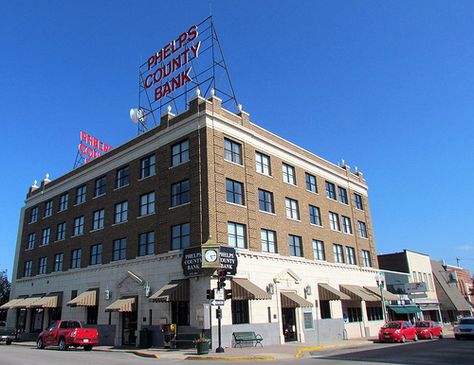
[378, 321, 418, 343]
[37, 320, 99, 351]
[415, 321, 443, 339]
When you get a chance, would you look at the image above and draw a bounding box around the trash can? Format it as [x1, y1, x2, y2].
[139, 328, 151, 348]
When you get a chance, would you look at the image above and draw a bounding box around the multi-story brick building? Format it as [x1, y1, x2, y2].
[3, 93, 388, 347]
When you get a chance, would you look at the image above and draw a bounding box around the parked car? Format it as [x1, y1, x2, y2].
[37, 320, 99, 351]
[378, 321, 418, 343]
[454, 317, 474, 340]
[414, 321, 443, 339]
[0, 321, 16, 345]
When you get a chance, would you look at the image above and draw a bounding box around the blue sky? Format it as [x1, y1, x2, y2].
[1, 1, 474, 279]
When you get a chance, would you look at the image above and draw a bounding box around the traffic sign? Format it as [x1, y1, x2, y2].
[211, 299, 224, 306]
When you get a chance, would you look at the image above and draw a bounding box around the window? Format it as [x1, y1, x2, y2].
[333, 244, 344, 263]
[94, 176, 106, 196]
[282, 163, 296, 185]
[289, 235, 303, 257]
[90, 244, 102, 265]
[116, 166, 129, 188]
[27, 233, 35, 250]
[285, 198, 300, 220]
[54, 253, 64, 272]
[41, 228, 51, 245]
[412, 271, 417, 282]
[113, 238, 127, 261]
[71, 249, 82, 269]
[428, 274, 434, 291]
[354, 193, 364, 210]
[347, 307, 362, 322]
[73, 216, 85, 236]
[92, 209, 105, 230]
[226, 179, 244, 205]
[342, 216, 352, 234]
[171, 180, 190, 207]
[232, 300, 249, 324]
[303, 309, 313, 329]
[312, 240, 325, 261]
[328, 212, 340, 231]
[138, 231, 155, 256]
[320, 300, 331, 319]
[309, 205, 322, 226]
[114, 201, 128, 223]
[30, 207, 39, 223]
[367, 306, 383, 321]
[140, 154, 156, 178]
[24, 261, 32, 277]
[171, 223, 190, 250]
[56, 222, 66, 241]
[171, 140, 189, 166]
[424, 273, 429, 289]
[171, 301, 190, 325]
[358, 221, 368, 238]
[228, 222, 246, 248]
[306, 173, 317, 193]
[325, 181, 336, 200]
[346, 247, 357, 265]
[258, 189, 274, 213]
[224, 138, 242, 164]
[261, 229, 277, 253]
[59, 193, 69, 211]
[87, 306, 98, 325]
[139, 192, 155, 216]
[44, 200, 53, 217]
[362, 250, 372, 267]
[75, 185, 87, 205]
[38, 257, 47, 275]
[338, 187, 348, 204]
[255, 151, 271, 175]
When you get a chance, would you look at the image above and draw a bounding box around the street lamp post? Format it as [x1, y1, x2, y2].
[375, 274, 387, 322]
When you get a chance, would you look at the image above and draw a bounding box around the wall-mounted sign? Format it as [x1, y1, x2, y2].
[78, 131, 112, 164]
[182, 244, 237, 277]
[405, 282, 427, 294]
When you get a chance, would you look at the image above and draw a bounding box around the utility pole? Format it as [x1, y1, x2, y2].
[215, 269, 226, 353]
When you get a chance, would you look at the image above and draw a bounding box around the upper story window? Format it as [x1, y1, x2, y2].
[171, 180, 190, 207]
[228, 222, 246, 249]
[171, 223, 190, 250]
[358, 221, 368, 238]
[342, 216, 352, 234]
[312, 240, 325, 261]
[140, 192, 155, 216]
[114, 201, 128, 224]
[24, 261, 32, 277]
[44, 200, 53, 218]
[59, 193, 69, 211]
[56, 222, 66, 241]
[140, 155, 156, 178]
[41, 228, 51, 246]
[54, 253, 64, 272]
[226, 179, 244, 205]
[73, 216, 85, 236]
[92, 209, 105, 230]
[258, 189, 274, 213]
[90, 244, 102, 265]
[255, 152, 271, 175]
[325, 181, 336, 200]
[116, 166, 130, 188]
[346, 247, 357, 265]
[282, 163, 296, 185]
[171, 140, 189, 166]
[354, 193, 364, 210]
[75, 185, 87, 205]
[285, 198, 300, 220]
[362, 250, 372, 267]
[30, 207, 39, 223]
[71, 249, 82, 269]
[94, 176, 107, 197]
[224, 138, 242, 165]
[306, 173, 317, 193]
[27, 233, 35, 250]
[38, 257, 48, 275]
[138, 231, 155, 256]
[338, 187, 348, 204]
[333, 244, 344, 263]
[113, 238, 127, 261]
[309, 205, 322, 226]
[261, 229, 277, 253]
[289, 235, 303, 257]
[328, 212, 340, 231]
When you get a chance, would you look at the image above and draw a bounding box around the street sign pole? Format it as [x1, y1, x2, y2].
[216, 306, 224, 353]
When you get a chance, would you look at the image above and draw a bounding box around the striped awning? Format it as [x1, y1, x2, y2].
[340, 285, 380, 302]
[232, 278, 272, 300]
[280, 292, 313, 308]
[67, 290, 97, 307]
[29, 296, 60, 308]
[149, 280, 189, 302]
[0, 298, 25, 310]
[11, 297, 44, 308]
[318, 284, 351, 301]
[364, 286, 399, 301]
[105, 298, 135, 312]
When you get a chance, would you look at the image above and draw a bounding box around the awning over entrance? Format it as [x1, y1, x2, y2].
[364, 286, 399, 301]
[318, 284, 351, 301]
[29, 296, 59, 308]
[11, 297, 43, 308]
[280, 292, 313, 308]
[232, 278, 272, 300]
[105, 298, 135, 312]
[340, 285, 380, 302]
[389, 306, 421, 314]
[149, 280, 189, 302]
[67, 290, 97, 307]
[0, 298, 25, 310]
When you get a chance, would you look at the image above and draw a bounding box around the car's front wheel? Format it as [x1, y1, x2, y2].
[84, 345, 93, 351]
[401, 335, 406, 343]
[58, 338, 68, 351]
[414, 334, 418, 342]
[6, 339, 12, 345]
[36, 338, 44, 349]
[429, 332, 433, 340]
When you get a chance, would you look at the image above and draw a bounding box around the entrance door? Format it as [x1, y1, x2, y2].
[122, 311, 138, 346]
[282, 308, 297, 342]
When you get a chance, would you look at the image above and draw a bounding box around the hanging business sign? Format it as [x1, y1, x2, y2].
[182, 245, 237, 277]
[78, 131, 112, 163]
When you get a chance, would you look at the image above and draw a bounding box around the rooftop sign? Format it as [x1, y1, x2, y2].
[78, 131, 112, 164]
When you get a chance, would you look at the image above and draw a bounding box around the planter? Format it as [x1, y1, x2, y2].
[196, 341, 210, 355]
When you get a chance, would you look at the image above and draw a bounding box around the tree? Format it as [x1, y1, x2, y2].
[0, 270, 10, 307]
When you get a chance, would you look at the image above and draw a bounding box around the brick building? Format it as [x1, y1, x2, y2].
[3, 93, 388, 347]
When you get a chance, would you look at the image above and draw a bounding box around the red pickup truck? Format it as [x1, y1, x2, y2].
[37, 320, 99, 351]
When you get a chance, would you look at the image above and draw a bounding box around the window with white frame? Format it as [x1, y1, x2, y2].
[346, 247, 356, 265]
[342, 216, 352, 234]
[258, 189, 274, 213]
[282, 163, 296, 185]
[312, 240, 325, 261]
[362, 250, 372, 267]
[75, 185, 87, 205]
[56, 222, 66, 241]
[59, 193, 69, 211]
[30, 207, 39, 223]
[114, 201, 128, 223]
[54, 253, 64, 272]
[138, 231, 155, 256]
[228, 222, 246, 248]
[24, 261, 32, 277]
[325, 181, 336, 200]
[354, 193, 364, 210]
[41, 228, 51, 245]
[73, 216, 84, 236]
[333, 244, 344, 263]
[94, 176, 106, 196]
[92, 209, 105, 230]
[27, 233, 35, 250]
[38, 257, 47, 275]
[116, 166, 129, 188]
[44, 200, 53, 217]
[289, 235, 303, 257]
[224, 138, 242, 164]
[140, 154, 156, 178]
[306, 173, 317, 193]
[90, 244, 102, 265]
[171, 140, 189, 166]
[285, 198, 300, 220]
[255, 151, 271, 175]
[113, 238, 127, 261]
[140, 192, 155, 216]
[261, 229, 277, 253]
[338, 187, 348, 204]
[226, 179, 244, 205]
[171, 180, 190, 207]
[358, 221, 368, 238]
[329, 212, 340, 231]
[71, 249, 82, 269]
[171, 223, 190, 250]
[309, 205, 322, 225]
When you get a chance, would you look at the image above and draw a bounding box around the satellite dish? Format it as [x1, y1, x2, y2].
[130, 108, 139, 123]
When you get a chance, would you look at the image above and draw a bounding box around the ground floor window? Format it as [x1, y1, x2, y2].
[87, 306, 98, 325]
[49, 307, 62, 324]
[232, 300, 249, 324]
[303, 309, 313, 329]
[16, 309, 26, 332]
[31, 308, 44, 332]
[346, 307, 362, 322]
[367, 306, 383, 321]
[171, 301, 190, 326]
[320, 300, 332, 319]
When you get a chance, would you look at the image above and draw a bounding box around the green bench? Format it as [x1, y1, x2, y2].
[170, 333, 201, 349]
[232, 331, 263, 347]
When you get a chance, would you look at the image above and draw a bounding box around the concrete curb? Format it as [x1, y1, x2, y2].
[294, 345, 325, 358]
[128, 350, 160, 359]
[184, 356, 276, 361]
